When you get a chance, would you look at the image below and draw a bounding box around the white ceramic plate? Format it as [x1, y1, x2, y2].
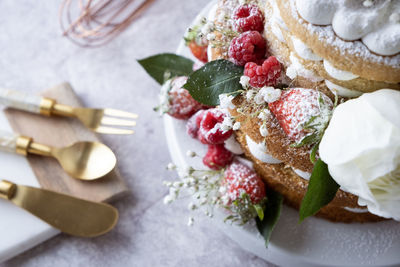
[163, 1, 400, 266]
[0, 109, 58, 263]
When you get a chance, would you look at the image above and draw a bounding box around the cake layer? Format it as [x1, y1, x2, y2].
[277, 0, 400, 83]
[235, 131, 384, 223]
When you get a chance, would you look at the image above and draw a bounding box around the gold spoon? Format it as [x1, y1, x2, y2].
[0, 130, 116, 180]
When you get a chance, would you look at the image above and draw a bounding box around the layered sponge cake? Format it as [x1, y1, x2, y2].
[206, 0, 400, 222]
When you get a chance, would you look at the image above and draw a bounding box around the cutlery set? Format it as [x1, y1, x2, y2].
[0, 87, 137, 237]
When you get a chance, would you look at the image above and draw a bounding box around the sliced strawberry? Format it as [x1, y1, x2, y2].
[188, 40, 208, 63]
[223, 161, 266, 205]
[268, 88, 333, 142]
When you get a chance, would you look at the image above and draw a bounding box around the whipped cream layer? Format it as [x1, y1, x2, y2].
[245, 135, 282, 164]
[295, 0, 400, 56]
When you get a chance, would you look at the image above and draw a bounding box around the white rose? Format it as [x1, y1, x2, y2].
[319, 89, 400, 220]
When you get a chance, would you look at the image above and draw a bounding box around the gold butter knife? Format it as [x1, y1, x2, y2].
[0, 180, 118, 237]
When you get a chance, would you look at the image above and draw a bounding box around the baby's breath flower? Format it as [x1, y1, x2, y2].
[233, 122, 241, 131]
[163, 181, 172, 187]
[187, 217, 194, 226]
[173, 181, 183, 188]
[245, 89, 256, 100]
[363, 0, 373, 7]
[254, 91, 265, 105]
[169, 187, 178, 197]
[186, 150, 197, 157]
[200, 198, 208, 205]
[240, 75, 250, 89]
[188, 202, 197, 210]
[258, 109, 271, 120]
[221, 116, 234, 132]
[167, 162, 176, 170]
[163, 195, 174, 205]
[260, 86, 282, 103]
[201, 21, 214, 35]
[219, 94, 235, 109]
[206, 33, 216, 41]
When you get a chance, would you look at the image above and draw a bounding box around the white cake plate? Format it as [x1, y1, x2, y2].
[0, 109, 58, 263]
[163, 1, 400, 266]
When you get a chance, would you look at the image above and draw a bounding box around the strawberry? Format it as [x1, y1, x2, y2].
[203, 144, 234, 170]
[167, 77, 206, 120]
[268, 88, 333, 142]
[223, 161, 266, 205]
[188, 40, 208, 63]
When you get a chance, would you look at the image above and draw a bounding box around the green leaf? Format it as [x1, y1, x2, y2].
[138, 53, 194, 85]
[256, 190, 283, 247]
[183, 59, 244, 106]
[299, 159, 339, 222]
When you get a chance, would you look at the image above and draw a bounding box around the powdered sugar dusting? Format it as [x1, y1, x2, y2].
[269, 88, 333, 141]
[286, 0, 400, 67]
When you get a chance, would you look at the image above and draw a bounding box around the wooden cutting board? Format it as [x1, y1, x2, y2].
[4, 82, 129, 202]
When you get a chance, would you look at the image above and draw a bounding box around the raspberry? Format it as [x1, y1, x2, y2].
[198, 108, 233, 144]
[223, 161, 266, 204]
[268, 88, 333, 141]
[244, 56, 281, 88]
[228, 31, 266, 66]
[167, 77, 205, 120]
[188, 40, 208, 63]
[203, 144, 234, 170]
[232, 4, 265, 33]
[186, 110, 205, 139]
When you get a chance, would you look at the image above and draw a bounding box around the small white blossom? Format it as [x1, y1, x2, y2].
[219, 94, 235, 109]
[260, 124, 268, 137]
[254, 91, 265, 105]
[206, 33, 216, 41]
[200, 198, 208, 205]
[169, 187, 178, 197]
[188, 202, 197, 210]
[201, 175, 209, 181]
[221, 116, 234, 132]
[167, 163, 176, 170]
[163, 195, 174, 204]
[217, 12, 226, 23]
[239, 75, 250, 89]
[246, 89, 256, 100]
[260, 86, 282, 103]
[173, 181, 182, 188]
[233, 122, 241, 131]
[219, 186, 227, 194]
[390, 13, 400, 23]
[221, 194, 230, 205]
[179, 166, 194, 177]
[186, 150, 197, 157]
[201, 21, 214, 35]
[258, 109, 271, 121]
[363, 0, 373, 7]
[187, 217, 194, 226]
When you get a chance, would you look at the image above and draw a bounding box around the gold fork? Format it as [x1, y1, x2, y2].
[0, 87, 138, 134]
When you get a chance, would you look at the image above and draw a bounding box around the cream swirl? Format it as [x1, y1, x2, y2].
[295, 0, 400, 56]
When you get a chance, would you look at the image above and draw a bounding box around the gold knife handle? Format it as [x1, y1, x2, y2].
[0, 180, 16, 200]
